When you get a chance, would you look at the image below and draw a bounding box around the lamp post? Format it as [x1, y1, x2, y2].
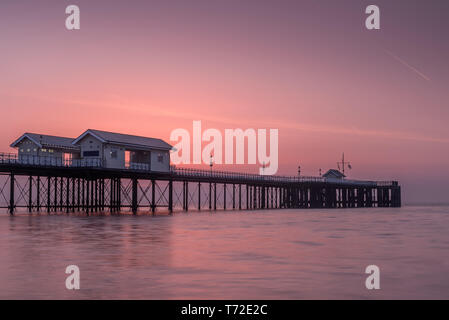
[209, 153, 214, 175]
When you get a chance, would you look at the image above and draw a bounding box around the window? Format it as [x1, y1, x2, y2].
[41, 149, 47, 152]
[64, 153, 73, 162]
[49, 149, 54, 153]
[83, 151, 99, 157]
[157, 154, 164, 163]
[110, 151, 117, 159]
[27, 149, 30, 152]
[125, 150, 131, 168]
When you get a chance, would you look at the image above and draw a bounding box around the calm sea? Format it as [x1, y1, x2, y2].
[1, 205, 449, 299]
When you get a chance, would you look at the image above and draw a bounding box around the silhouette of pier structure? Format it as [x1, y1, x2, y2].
[0, 153, 401, 215]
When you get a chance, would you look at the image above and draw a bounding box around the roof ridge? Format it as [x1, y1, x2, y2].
[25, 132, 75, 140]
[89, 129, 165, 141]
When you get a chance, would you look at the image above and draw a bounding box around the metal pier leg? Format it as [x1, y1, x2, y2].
[60, 177, 63, 212]
[86, 179, 90, 214]
[151, 179, 156, 214]
[198, 182, 201, 211]
[168, 179, 173, 214]
[223, 183, 226, 210]
[253, 185, 256, 209]
[36, 176, 40, 212]
[117, 178, 121, 212]
[90, 179, 94, 213]
[81, 179, 85, 212]
[66, 177, 70, 213]
[274, 187, 276, 208]
[9, 174, 14, 215]
[239, 184, 242, 210]
[54, 177, 58, 212]
[182, 181, 185, 211]
[233, 184, 235, 210]
[47, 177, 51, 212]
[94, 179, 97, 212]
[209, 182, 212, 210]
[279, 187, 284, 208]
[132, 178, 138, 215]
[28, 176, 32, 213]
[185, 181, 189, 212]
[110, 178, 114, 212]
[246, 184, 249, 210]
[213, 183, 217, 211]
[72, 178, 75, 212]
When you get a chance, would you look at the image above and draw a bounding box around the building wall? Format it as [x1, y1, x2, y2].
[150, 150, 170, 172]
[77, 135, 102, 158]
[75, 134, 170, 171]
[16, 138, 64, 159]
[16, 139, 39, 157]
[103, 143, 125, 169]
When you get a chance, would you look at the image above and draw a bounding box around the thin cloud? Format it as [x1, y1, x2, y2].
[384, 49, 431, 82]
[4, 92, 447, 144]
[64, 97, 449, 144]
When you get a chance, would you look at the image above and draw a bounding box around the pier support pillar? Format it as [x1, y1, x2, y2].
[209, 182, 212, 210]
[151, 179, 156, 214]
[239, 184, 242, 210]
[9, 174, 14, 215]
[198, 182, 201, 211]
[224, 183, 227, 210]
[132, 178, 138, 215]
[28, 176, 32, 213]
[214, 183, 217, 211]
[37, 176, 41, 211]
[168, 179, 173, 214]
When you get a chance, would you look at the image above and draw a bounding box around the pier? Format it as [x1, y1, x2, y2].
[0, 153, 401, 215]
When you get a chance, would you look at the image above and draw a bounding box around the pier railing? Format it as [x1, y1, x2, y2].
[0, 152, 397, 186]
[170, 167, 395, 187]
[171, 167, 324, 183]
[0, 153, 101, 168]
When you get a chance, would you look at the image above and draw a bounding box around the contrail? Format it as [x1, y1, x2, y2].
[384, 49, 431, 81]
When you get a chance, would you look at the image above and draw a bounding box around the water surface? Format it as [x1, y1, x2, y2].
[1, 206, 449, 299]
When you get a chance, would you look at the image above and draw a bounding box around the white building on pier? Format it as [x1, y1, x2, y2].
[10, 129, 173, 172]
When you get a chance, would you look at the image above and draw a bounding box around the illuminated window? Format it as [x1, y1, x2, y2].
[27, 149, 30, 152]
[33, 148, 37, 152]
[41, 149, 47, 152]
[49, 149, 54, 153]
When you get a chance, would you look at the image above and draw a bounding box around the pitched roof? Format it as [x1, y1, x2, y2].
[322, 169, 346, 179]
[73, 129, 173, 151]
[10, 133, 79, 151]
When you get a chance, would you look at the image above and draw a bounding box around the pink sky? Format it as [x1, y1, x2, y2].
[1, 0, 448, 203]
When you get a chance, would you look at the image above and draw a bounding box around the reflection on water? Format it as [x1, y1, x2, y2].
[1, 206, 449, 299]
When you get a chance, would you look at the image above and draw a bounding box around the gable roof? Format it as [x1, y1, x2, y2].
[72, 129, 173, 151]
[322, 169, 346, 179]
[10, 133, 79, 151]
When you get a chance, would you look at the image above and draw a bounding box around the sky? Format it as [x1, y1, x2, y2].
[0, 0, 448, 204]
